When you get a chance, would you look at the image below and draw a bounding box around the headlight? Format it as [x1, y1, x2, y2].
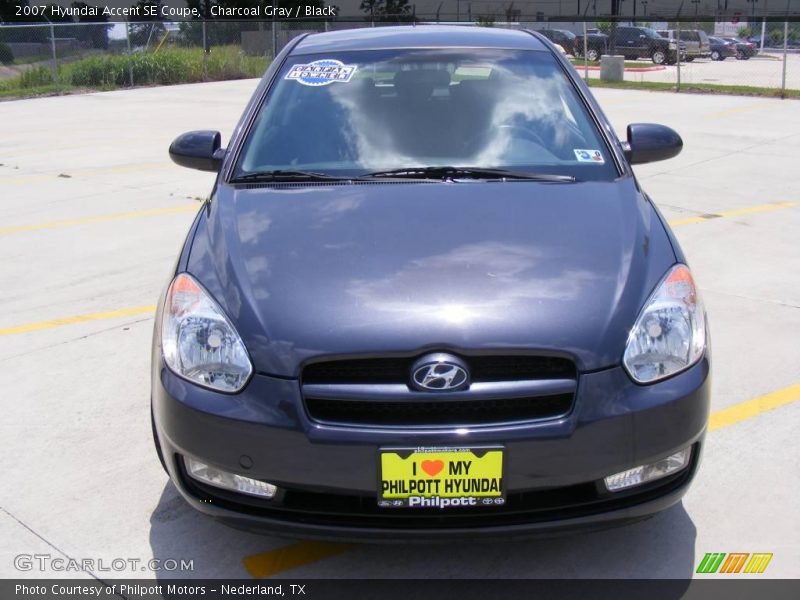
[161, 273, 252, 392]
[669, 42, 678, 49]
[623, 264, 706, 384]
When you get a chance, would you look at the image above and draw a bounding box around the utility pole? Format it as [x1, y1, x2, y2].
[609, 0, 620, 59]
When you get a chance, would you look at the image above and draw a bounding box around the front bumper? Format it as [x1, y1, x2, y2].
[152, 357, 710, 541]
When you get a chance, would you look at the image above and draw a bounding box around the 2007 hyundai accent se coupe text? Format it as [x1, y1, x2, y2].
[151, 26, 710, 541]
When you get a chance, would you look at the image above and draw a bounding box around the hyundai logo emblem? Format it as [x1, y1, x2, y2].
[410, 354, 470, 391]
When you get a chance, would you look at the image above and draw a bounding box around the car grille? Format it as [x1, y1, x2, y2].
[302, 355, 575, 384]
[301, 354, 577, 428]
[305, 394, 573, 427]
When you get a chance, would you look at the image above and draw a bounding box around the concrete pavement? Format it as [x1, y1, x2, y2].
[0, 80, 798, 580]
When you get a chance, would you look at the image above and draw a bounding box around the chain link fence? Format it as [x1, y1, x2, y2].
[522, 20, 799, 98]
[1, 19, 797, 98]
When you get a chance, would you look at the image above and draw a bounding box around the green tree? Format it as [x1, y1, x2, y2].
[360, 0, 413, 22]
[70, 2, 112, 49]
[129, 0, 166, 48]
[596, 20, 612, 34]
[0, 41, 13, 63]
[1, 0, 21, 22]
[737, 26, 753, 39]
[179, 1, 327, 48]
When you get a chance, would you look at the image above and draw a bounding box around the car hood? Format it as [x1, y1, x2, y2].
[187, 179, 676, 376]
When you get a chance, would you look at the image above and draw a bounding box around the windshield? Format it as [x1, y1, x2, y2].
[642, 28, 663, 39]
[234, 49, 617, 182]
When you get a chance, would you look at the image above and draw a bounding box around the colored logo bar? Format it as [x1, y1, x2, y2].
[696, 553, 773, 574]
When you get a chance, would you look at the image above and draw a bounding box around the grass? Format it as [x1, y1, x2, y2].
[585, 78, 800, 98]
[10, 49, 84, 66]
[0, 45, 269, 99]
[2, 49, 796, 101]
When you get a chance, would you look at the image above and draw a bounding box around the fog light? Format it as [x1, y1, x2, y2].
[604, 447, 691, 492]
[185, 457, 277, 499]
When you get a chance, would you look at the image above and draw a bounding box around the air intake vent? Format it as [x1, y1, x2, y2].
[302, 354, 575, 384]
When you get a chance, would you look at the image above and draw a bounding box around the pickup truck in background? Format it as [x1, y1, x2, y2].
[574, 26, 686, 65]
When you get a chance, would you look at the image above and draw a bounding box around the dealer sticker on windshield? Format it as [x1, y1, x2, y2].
[379, 447, 505, 508]
[574, 148, 605, 163]
[285, 59, 357, 86]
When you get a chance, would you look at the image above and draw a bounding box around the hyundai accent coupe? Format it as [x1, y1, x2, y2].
[152, 26, 710, 540]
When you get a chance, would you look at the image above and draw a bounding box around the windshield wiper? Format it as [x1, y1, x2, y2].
[230, 170, 356, 183]
[362, 166, 576, 182]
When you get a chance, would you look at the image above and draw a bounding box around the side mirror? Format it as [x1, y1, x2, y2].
[624, 123, 683, 165]
[169, 130, 224, 172]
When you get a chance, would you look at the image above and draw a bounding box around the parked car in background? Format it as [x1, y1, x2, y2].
[746, 35, 762, 47]
[610, 26, 684, 64]
[657, 29, 710, 61]
[707, 37, 737, 61]
[723, 37, 758, 59]
[573, 31, 608, 61]
[538, 29, 577, 55]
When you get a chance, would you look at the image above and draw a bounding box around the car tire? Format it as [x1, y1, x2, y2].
[685, 56, 695, 62]
[736, 50, 744, 60]
[711, 51, 720, 60]
[720, 56, 726, 61]
[151, 406, 168, 474]
[652, 49, 666, 65]
[587, 48, 599, 62]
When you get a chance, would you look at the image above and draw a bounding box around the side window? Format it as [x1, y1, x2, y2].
[617, 29, 632, 43]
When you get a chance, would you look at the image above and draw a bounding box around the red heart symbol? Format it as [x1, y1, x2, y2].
[421, 460, 444, 477]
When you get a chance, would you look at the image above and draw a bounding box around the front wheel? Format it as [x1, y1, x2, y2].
[685, 56, 695, 62]
[736, 50, 745, 60]
[587, 48, 599, 62]
[652, 49, 666, 65]
[711, 50, 721, 61]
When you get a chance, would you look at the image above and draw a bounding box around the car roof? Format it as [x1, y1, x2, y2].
[291, 26, 548, 55]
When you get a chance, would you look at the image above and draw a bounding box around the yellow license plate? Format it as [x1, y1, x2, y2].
[378, 446, 505, 508]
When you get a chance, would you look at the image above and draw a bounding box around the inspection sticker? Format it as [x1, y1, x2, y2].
[574, 149, 605, 163]
[285, 59, 357, 86]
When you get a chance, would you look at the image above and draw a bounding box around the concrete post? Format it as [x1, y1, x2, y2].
[600, 55, 624, 82]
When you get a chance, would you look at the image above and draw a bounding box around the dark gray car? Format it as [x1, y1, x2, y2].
[152, 26, 709, 541]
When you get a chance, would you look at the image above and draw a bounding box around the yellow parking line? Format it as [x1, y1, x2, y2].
[241, 382, 800, 578]
[0, 162, 174, 186]
[242, 542, 356, 579]
[668, 201, 798, 227]
[709, 383, 800, 432]
[1, 297, 797, 575]
[0, 305, 156, 337]
[0, 204, 199, 235]
[702, 101, 773, 120]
